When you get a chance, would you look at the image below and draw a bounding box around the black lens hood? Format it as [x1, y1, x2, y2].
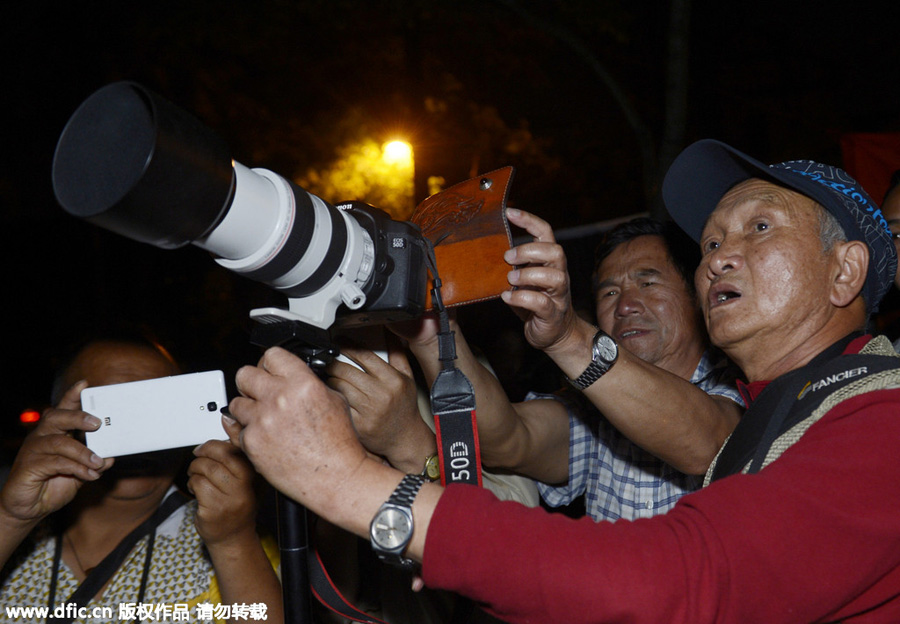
[52, 81, 234, 249]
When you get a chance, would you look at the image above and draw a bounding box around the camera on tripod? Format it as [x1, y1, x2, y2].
[51, 83, 506, 623]
[52, 81, 428, 341]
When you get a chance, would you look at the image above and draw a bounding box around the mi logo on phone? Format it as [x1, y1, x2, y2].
[104, 417, 111, 426]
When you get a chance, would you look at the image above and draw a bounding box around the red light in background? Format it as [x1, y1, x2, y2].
[19, 410, 41, 425]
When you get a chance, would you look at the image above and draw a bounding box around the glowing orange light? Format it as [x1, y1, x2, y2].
[20, 410, 41, 424]
[382, 140, 413, 166]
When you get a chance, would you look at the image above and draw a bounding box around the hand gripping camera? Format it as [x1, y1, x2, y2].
[52, 82, 428, 344]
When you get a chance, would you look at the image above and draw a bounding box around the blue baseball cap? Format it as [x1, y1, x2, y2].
[662, 139, 897, 312]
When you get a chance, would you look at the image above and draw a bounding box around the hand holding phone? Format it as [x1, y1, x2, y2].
[81, 370, 229, 457]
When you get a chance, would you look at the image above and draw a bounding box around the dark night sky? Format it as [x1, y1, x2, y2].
[2, 0, 899, 446]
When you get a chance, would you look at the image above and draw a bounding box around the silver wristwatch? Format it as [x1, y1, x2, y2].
[369, 474, 426, 570]
[568, 329, 618, 390]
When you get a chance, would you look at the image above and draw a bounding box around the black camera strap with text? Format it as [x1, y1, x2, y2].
[423, 239, 483, 487]
[711, 333, 900, 481]
[301, 238, 482, 623]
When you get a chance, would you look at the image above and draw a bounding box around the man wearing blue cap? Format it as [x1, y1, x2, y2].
[223, 140, 900, 623]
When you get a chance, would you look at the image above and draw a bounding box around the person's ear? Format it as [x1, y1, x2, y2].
[830, 240, 868, 308]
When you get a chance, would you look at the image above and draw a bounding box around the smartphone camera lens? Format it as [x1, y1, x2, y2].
[207, 401, 218, 412]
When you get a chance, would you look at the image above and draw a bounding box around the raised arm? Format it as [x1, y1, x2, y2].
[500, 208, 741, 474]
[0, 381, 112, 568]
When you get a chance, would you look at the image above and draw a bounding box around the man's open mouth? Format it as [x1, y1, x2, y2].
[710, 287, 741, 308]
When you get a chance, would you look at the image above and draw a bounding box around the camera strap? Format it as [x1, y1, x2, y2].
[710, 333, 898, 482]
[423, 240, 483, 487]
[408, 167, 515, 486]
[48, 490, 189, 623]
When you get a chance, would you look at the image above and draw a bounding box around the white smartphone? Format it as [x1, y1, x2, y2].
[82, 370, 229, 457]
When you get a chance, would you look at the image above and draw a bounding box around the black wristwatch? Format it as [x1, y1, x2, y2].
[369, 474, 426, 570]
[568, 329, 618, 390]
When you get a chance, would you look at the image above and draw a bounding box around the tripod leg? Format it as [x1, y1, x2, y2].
[277, 492, 313, 624]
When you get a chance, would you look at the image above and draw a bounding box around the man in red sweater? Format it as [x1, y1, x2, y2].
[224, 139, 900, 623]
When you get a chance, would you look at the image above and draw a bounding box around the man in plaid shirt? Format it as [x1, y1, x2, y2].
[529, 215, 744, 519]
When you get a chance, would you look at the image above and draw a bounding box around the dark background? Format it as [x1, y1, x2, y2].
[3, 0, 899, 452]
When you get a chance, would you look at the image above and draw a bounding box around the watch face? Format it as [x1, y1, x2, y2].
[424, 455, 441, 481]
[371, 506, 413, 551]
[594, 334, 617, 363]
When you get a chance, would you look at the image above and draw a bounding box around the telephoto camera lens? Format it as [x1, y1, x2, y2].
[52, 81, 410, 329]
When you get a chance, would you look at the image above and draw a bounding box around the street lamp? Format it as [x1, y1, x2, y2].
[381, 140, 414, 217]
[382, 140, 413, 167]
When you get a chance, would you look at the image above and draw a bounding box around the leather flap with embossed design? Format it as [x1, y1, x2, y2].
[411, 167, 515, 309]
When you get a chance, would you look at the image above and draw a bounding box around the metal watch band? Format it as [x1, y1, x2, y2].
[571, 361, 607, 389]
[388, 474, 426, 507]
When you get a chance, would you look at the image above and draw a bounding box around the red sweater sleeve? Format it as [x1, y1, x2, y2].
[422, 389, 900, 624]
